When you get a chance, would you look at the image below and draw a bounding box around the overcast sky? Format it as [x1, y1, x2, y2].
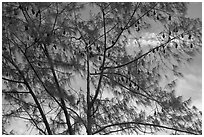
[175, 2, 202, 110]
[2, 2, 202, 134]
[125, 2, 202, 110]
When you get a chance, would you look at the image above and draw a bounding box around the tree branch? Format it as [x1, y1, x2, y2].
[104, 30, 193, 70]
[103, 75, 159, 104]
[103, 125, 142, 135]
[2, 77, 25, 84]
[93, 121, 199, 135]
[3, 54, 52, 135]
[3, 91, 30, 94]
[106, 4, 138, 50]
[43, 44, 74, 135]
[86, 44, 92, 134]
[23, 108, 47, 135]
[8, 31, 81, 135]
[9, 32, 66, 110]
[90, 6, 108, 112]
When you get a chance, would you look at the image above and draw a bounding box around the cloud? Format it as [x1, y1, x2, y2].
[187, 2, 202, 19]
[126, 32, 160, 55]
[176, 72, 202, 110]
[138, 38, 159, 47]
[142, 32, 158, 40]
[127, 32, 159, 47]
[137, 32, 158, 44]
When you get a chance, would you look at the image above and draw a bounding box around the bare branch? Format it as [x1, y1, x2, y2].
[2, 77, 25, 84]
[93, 121, 199, 135]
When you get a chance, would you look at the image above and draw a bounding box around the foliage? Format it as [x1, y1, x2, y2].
[2, 2, 202, 135]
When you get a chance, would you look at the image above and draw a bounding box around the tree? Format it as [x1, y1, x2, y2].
[2, 2, 202, 135]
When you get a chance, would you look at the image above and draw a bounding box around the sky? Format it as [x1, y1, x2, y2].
[1, 2, 202, 135]
[175, 2, 202, 110]
[126, 2, 202, 110]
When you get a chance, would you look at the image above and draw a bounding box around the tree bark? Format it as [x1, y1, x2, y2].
[86, 50, 92, 135]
